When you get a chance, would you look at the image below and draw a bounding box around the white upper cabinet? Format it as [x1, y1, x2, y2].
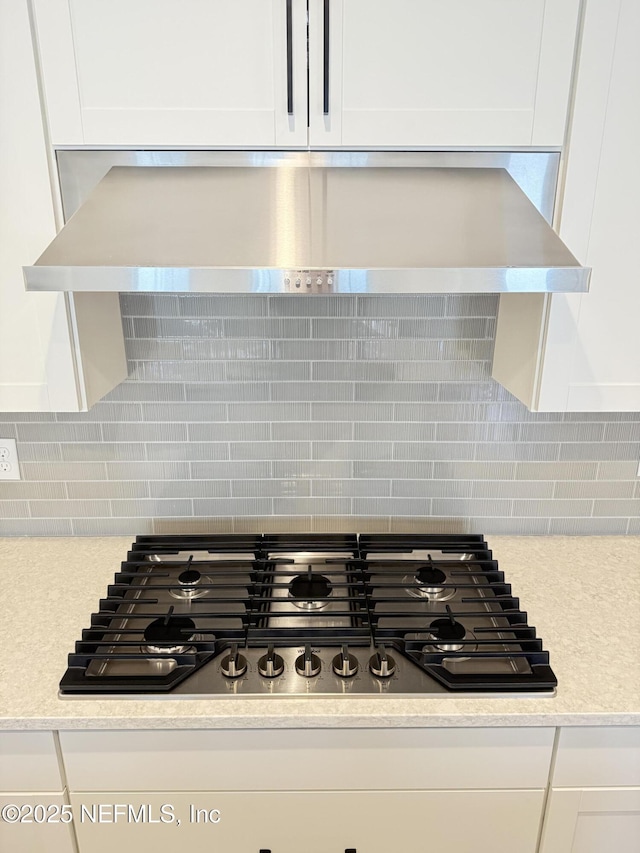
[32, 0, 308, 147]
[492, 0, 640, 412]
[309, 0, 581, 147]
[0, 0, 126, 413]
[34, 0, 580, 149]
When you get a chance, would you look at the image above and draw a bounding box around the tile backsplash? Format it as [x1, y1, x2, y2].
[1, 293, 639, 536]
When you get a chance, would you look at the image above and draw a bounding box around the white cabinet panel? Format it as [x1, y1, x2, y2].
[0, 732, 63, 793]
[33, 0, 307, 147]
[71, 789, 545, 853]
[540, 788, 640, 853]
[0, 0, 127, 412]
[558, 0, 640, 410]
[493, 0, 640, 412]
[541, 729, 640, 853]
[0, 0, 77, 411]
[552, 728, 640, 789]
[59, 727, 555, 792]
[0, 794, 75, 853]
[311, 0, 580, 147]
[35, 0, 578, 150]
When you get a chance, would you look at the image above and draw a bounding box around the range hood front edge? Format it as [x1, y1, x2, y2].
[23, 151, 590, 295]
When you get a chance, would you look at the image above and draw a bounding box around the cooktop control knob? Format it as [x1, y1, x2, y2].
[295, 644, 321, 678]
[258, 645, 285, 678]
[369, 645, 396, 678]
[332, 644, 359, 678]
[220, 644, 248, 678]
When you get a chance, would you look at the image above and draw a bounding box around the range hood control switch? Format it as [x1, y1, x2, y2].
[284, 270, 335, 293]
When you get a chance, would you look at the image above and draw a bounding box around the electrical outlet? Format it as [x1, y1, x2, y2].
[0, 438, 21, 480]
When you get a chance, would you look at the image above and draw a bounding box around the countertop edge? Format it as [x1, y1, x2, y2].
[2, 713, 639, 731]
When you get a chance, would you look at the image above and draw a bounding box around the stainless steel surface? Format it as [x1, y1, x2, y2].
[55, 151, 562, 219]
[162, 647, 555, 698]
[173, 645, 439, 696]
[24, 150, 590, 294]
[64, 644, 556, 699]
[64, 537, 556, 697]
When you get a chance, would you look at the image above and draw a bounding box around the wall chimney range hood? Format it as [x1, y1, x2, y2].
[24, 151, 589, 295]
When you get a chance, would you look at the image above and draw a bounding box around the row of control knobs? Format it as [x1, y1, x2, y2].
[220, 644, 396, 679]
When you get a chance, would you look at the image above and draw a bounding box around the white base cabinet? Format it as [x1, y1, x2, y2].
[60, 728, 554, 853]
[0, 794, 75, 853]
[540, 787, 640, 853]
[3, 727, 639, 853]
[540, 728, 640, 853]
[0, 733, 74, 853]
[71, 789, 545, 853]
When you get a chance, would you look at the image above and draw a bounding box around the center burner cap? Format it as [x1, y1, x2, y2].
[288, 570, 333, 610]
[416, 566, 447, 586]
[143, 615, 196, 654]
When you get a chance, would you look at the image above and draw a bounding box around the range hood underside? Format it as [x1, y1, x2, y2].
[24, 152, 589, 295]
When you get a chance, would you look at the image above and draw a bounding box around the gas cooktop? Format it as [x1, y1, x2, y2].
[59, 534, 557, 697]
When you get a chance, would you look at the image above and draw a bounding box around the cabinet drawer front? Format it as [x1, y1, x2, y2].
[553, 727, 640, 787]
[0, 732, 63, 793]
[60, 728, 554, 791]
[71, 789, 545, 853]
[0, 794, 75, 853]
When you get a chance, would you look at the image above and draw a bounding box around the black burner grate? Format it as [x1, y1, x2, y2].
[59, 533, 557, 694]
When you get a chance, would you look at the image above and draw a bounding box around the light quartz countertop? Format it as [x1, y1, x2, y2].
[1, 536, 638, 730]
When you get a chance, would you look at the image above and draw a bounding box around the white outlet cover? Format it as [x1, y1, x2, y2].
[0, 438, 21, 480]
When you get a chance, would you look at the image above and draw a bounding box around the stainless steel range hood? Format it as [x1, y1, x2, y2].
[24, 151, 589, 294]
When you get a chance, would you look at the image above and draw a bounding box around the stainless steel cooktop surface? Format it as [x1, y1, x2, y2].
[59, 534, 557, 698]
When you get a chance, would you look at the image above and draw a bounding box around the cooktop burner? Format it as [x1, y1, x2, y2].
[59, 533, 557, 697]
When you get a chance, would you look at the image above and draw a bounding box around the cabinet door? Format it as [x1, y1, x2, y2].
[71, 790, 545, 853]
[309, 0, 580, 147]
[33, 0, 307, 147]
[0, 795, 75, 853]
[540, 788, 640, 853]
